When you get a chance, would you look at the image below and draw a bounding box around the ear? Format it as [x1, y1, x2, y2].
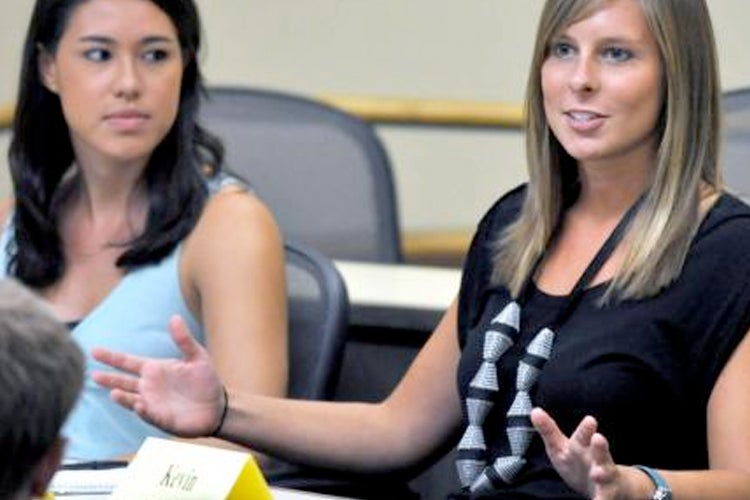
[37, 43, 60, 94]
[29, 437, 66, 497]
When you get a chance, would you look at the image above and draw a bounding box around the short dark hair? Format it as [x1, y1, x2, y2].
[7, 0, 224, 287]
[0, 278, 84, 496]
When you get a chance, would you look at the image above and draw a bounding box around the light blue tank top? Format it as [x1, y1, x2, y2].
[0, 222, 205, 460]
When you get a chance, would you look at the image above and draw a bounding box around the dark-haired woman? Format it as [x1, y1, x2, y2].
[2, 0, 287, 460]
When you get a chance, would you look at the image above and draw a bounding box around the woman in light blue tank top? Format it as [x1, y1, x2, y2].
[4, 0, 288, 460]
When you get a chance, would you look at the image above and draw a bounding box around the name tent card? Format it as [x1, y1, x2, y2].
[110, 437, 272, 500]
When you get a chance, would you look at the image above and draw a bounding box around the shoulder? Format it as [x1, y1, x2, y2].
[675, 193, 750, 304]
[457, 185, 525, 335]
[469, 183, 527, 252]
[699, 193, 750, 232]
[179, 183, 285, 318]
[203, 183, 273, 224]
[693, 193, 750, 254]
[0, 199, 14, 227]
[185, 184, 283, 260]
[480, 183, 527, 226]
[666, 194, 750, 397]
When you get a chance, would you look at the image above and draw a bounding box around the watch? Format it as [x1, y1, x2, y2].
[633, 465, 673, 500]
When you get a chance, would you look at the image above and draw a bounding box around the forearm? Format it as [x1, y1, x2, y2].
[623, 466, 750, 499]
[216, 391, 423, 474]
[213, 304, 463, 474]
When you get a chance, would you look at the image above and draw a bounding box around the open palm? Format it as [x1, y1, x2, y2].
[92, 315, 224, 437]
[531, 407, 629, 499]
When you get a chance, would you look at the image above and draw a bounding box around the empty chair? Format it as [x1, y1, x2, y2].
[285, 241, 348, 400]
[722, 87, 750, 200]
[201, 86, 402, 263]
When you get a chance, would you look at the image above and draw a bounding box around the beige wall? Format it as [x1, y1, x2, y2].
[1, 1, 750, 232]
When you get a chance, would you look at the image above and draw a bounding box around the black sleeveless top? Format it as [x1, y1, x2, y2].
[455, 185, 750, 499]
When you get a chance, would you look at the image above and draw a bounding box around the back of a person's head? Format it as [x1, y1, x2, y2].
[0, 279, 84, 498]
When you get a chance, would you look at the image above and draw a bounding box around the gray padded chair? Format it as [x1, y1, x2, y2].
[269, 242, 417, 498]
[722, 87, 750, 200]
[285, 241, 348, 400]
[200, 86, 402, 263]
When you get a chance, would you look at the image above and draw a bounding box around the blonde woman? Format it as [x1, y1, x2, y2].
[94, 0, 750, 498]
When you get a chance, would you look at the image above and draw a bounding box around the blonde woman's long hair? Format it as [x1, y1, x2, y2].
[493, 0, 722, 301]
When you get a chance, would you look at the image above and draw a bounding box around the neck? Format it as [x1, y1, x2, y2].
[77, 174, 145, 219]
[71, 142, 150, 208]
[575, 174, 645, 220]
[575, 156, 653, 220]
[64, 169, 148, 249]
[572, 132, 659, 217]
[72, 153, 148, 216]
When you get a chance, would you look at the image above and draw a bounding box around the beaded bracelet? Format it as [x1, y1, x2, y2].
[210, 385, 229, 437]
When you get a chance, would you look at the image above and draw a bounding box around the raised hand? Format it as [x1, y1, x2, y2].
[91, 315, 225, 437]
[530, 407, 638, 499]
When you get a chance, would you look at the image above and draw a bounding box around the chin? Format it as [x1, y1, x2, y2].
[99, 139, 161, 164]
[102, 148, 153, 166]
[559, 146, 606, 163]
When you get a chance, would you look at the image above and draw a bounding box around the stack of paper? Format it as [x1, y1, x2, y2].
[48, 467, 128, 499]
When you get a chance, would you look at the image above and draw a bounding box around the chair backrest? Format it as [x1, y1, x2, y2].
[722, 87, 750, 199]
[285, 241, 349, 400]
[200, 86, 402, 263]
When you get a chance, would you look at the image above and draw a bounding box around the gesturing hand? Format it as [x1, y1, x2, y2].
[91, 315, 225, 438]
[530, 407, 633, 500]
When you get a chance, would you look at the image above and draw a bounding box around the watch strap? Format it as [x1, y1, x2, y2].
[633, 465, 673, 500]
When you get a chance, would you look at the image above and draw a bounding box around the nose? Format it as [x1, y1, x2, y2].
[569, 54, 598, 94]
[113, 57, 142, 100]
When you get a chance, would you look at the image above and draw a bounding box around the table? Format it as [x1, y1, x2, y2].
[334, 261, 461, 332]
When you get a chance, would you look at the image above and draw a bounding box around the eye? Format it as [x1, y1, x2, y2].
[549, 41, 576, 59]
[83, 48, 111, 62]
[602, 46, 633, 63]
[142, 49, 171, 63]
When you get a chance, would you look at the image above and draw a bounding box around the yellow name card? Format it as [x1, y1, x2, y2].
[110, 437, 272, 500]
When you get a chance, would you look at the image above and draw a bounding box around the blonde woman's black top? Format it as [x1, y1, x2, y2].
[455, 185, 750, 499]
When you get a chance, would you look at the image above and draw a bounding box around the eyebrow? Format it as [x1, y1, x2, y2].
[553, 33, 647, 46]
[77, 35, 178, 45]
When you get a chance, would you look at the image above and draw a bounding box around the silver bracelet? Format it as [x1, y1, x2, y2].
[633, 465, 672, 500]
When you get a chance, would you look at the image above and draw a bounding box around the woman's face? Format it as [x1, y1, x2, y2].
[39, 0, 184, 169]
[541, 0, 663, 171]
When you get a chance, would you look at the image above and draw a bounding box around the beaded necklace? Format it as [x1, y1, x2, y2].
[456, 197, 643, 495]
